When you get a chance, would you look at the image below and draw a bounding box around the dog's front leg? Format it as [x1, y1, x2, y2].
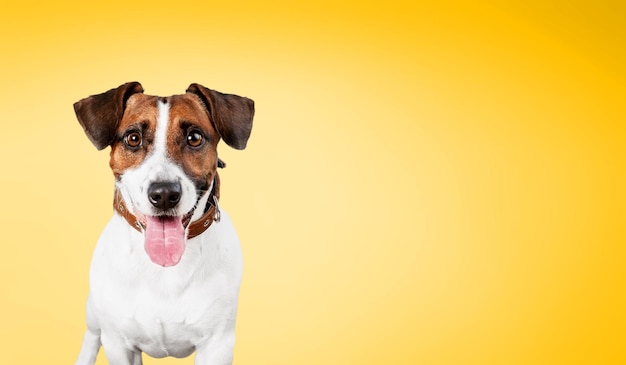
[76, 296, 102, 365]
[100, 333, 143, 365]
[75, 328, 101, 365]
[194, 332, 235, 365]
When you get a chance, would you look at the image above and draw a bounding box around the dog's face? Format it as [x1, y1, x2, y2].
[74, 82, 254, 267]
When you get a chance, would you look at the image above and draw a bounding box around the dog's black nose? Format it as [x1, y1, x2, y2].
[148, 182, 182, 210]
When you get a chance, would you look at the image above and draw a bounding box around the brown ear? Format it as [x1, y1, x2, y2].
[186, 83, 254, 150]
[73, 82, 144, 150]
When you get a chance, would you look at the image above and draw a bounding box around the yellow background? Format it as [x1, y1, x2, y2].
[0, 1, 624, 364]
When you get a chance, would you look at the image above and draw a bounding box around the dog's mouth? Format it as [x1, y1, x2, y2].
[135, 208, 196, 267]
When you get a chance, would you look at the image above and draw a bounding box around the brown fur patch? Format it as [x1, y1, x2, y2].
[166, 94, 219, 190]
[109, 94, 159, 178]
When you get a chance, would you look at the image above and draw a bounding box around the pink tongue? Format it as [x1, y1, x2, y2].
[144, 216, 185, 267]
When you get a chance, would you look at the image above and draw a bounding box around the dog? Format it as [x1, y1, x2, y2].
[73, 82, 254, 365]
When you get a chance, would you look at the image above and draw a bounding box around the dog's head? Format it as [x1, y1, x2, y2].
[74, 82, 254, 267]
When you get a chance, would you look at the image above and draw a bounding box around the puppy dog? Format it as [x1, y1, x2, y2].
[73, 82, 254, 365]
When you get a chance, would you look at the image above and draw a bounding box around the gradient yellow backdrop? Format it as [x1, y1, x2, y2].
[0, 1, 624, 364]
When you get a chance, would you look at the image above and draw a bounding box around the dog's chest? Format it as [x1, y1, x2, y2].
[114, 290, 209, 358]
[96, 266, 232, 358]
[90, 215, 242, 358]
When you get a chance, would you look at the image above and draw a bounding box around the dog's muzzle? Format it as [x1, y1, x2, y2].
[113, 174, 222, 267]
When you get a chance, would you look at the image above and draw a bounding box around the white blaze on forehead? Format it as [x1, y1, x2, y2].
[155, 99, 170, 158]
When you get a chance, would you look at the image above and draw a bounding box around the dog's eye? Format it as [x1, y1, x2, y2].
[186, 130, 204, 148]
[125, 131, 142, 148]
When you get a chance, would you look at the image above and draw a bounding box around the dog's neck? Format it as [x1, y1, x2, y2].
[113, 173, 221, 240]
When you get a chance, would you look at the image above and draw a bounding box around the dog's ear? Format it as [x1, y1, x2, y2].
[74, 82, 144, 150]
[186, 83, 254, 150]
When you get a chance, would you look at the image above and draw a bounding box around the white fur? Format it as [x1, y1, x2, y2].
[76, 101, 243, 365]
